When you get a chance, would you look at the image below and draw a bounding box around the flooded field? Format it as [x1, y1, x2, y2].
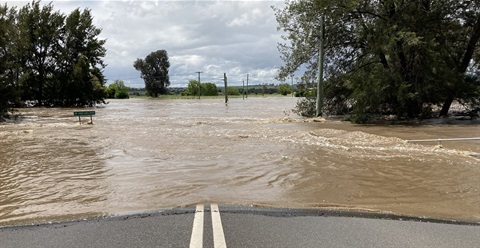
[0, 97, 479, 226]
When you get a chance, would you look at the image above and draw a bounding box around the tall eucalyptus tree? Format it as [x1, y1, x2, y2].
[134, 50, 170, 97]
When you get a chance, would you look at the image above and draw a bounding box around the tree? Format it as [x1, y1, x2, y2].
[133, 50, 170, 97]
[438, 1, 480, 116]
[1, 1, 107, 107]
[0, 4, 18, 118]
[184, 80, 217, 96]
[16, 1, 65, 105]
[277, 83, 292, 96]
[202, 82, 218, 96]
[227, 86, 240, 95]
[274, 0, 480, 121]
[185, 80, 200, 96]
[107, 80, 130, 99]
[56, 7, 107, 106]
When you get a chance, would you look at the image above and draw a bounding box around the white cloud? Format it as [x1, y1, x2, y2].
[227, 7, 264, 27]
[5, 0, 287, 87]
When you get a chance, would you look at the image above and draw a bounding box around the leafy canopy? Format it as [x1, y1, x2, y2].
[274, 0, 480, 121]
[0, 0, 107, 112]
[133, 50, 170, 97]
[185, 80, 219, 96]
[278, 83, 292, 96]
[107, 80, 130, 99]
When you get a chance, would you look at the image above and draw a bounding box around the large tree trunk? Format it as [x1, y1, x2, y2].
[458, 16, 480, 74]
[439, 94, 454, 117]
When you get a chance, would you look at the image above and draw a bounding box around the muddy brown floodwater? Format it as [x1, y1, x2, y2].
[0, 97, 479, 226]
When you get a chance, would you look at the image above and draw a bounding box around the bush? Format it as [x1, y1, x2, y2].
[294, 90, 315, 97]
[278, 83, 292, 96]
[115, 90, 129, 99]
[227, 86, 240, 95]
[107, 80, 130, 99]
[292, 97, 316, 117]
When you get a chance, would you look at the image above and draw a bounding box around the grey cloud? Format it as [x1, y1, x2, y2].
[6, 0, 286, 87]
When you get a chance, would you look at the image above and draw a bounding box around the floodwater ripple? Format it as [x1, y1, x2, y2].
[0, 98, 479, 226]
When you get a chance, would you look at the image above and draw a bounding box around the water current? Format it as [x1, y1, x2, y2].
[0, 97, 479, 226]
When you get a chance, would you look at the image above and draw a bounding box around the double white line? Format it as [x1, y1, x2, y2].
[190, 203, 227, 248]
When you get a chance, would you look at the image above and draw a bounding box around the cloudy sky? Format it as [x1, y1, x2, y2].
[6, 0, 289, 88]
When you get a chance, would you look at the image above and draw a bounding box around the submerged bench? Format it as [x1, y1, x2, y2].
[74, 111, 95, 124]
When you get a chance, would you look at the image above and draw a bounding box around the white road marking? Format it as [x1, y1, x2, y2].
[189, 204, 204, 248]
[211, 203, 227, 248]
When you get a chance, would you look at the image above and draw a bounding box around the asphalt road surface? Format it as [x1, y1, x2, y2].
[1, 204, 479, 248]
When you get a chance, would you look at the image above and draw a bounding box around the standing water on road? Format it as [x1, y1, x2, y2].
[0, 97, 479, 226]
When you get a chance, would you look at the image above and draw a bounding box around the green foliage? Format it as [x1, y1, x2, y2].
[274, 0, 480, 120]
[227, 86, 240, 95]
[185, 80, 200, 96]
[106, 85, 115, 99]
[0, 4, 18, 117]
[115, 90, 129, 99]
[292, 97, 316, 117]
[133, 50, 170, 97]
[58, 7, 107, 106]
[202, 82, 218, 96]
[16, 1, 65, 104]
[184, 80, 218, 96]
[107, 80, 130, 99]
[0, 1, 107, 109]
[277, 83, 292, 96]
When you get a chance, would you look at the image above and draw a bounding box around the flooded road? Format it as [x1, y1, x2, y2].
[0, 97, 479, 226]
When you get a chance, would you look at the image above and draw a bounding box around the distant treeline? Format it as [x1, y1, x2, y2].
[126, 83, 294, 96]
[0, 1, 106, 117]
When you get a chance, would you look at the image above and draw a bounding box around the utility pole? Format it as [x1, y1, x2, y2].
[246, 74, 249, 98]
[316, 16, 325, 117]
[242, 80, 245, 100]
[195, 71, 203, 99]
[224, 73, 228, 104]
[291, 76, 294, 97]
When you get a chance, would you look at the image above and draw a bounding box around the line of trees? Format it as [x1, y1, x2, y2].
[274, 0, 480, 122]
[0, 1, 107, 118]
[180, 82, 287, 96]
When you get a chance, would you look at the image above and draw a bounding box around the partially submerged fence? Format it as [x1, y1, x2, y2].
[406, 137, 480, 145]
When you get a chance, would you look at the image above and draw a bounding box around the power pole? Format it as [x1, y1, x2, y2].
[246, 74, 249, 98]
[224, 73, 228, 104]
[195, 71, 203, 99]
[242, 80, 245, 100]
[316, 16, 325, 117]
[291, 76, 294, 97]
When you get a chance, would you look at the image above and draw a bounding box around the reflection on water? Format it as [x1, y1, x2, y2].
[0, 97, 479, 226]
